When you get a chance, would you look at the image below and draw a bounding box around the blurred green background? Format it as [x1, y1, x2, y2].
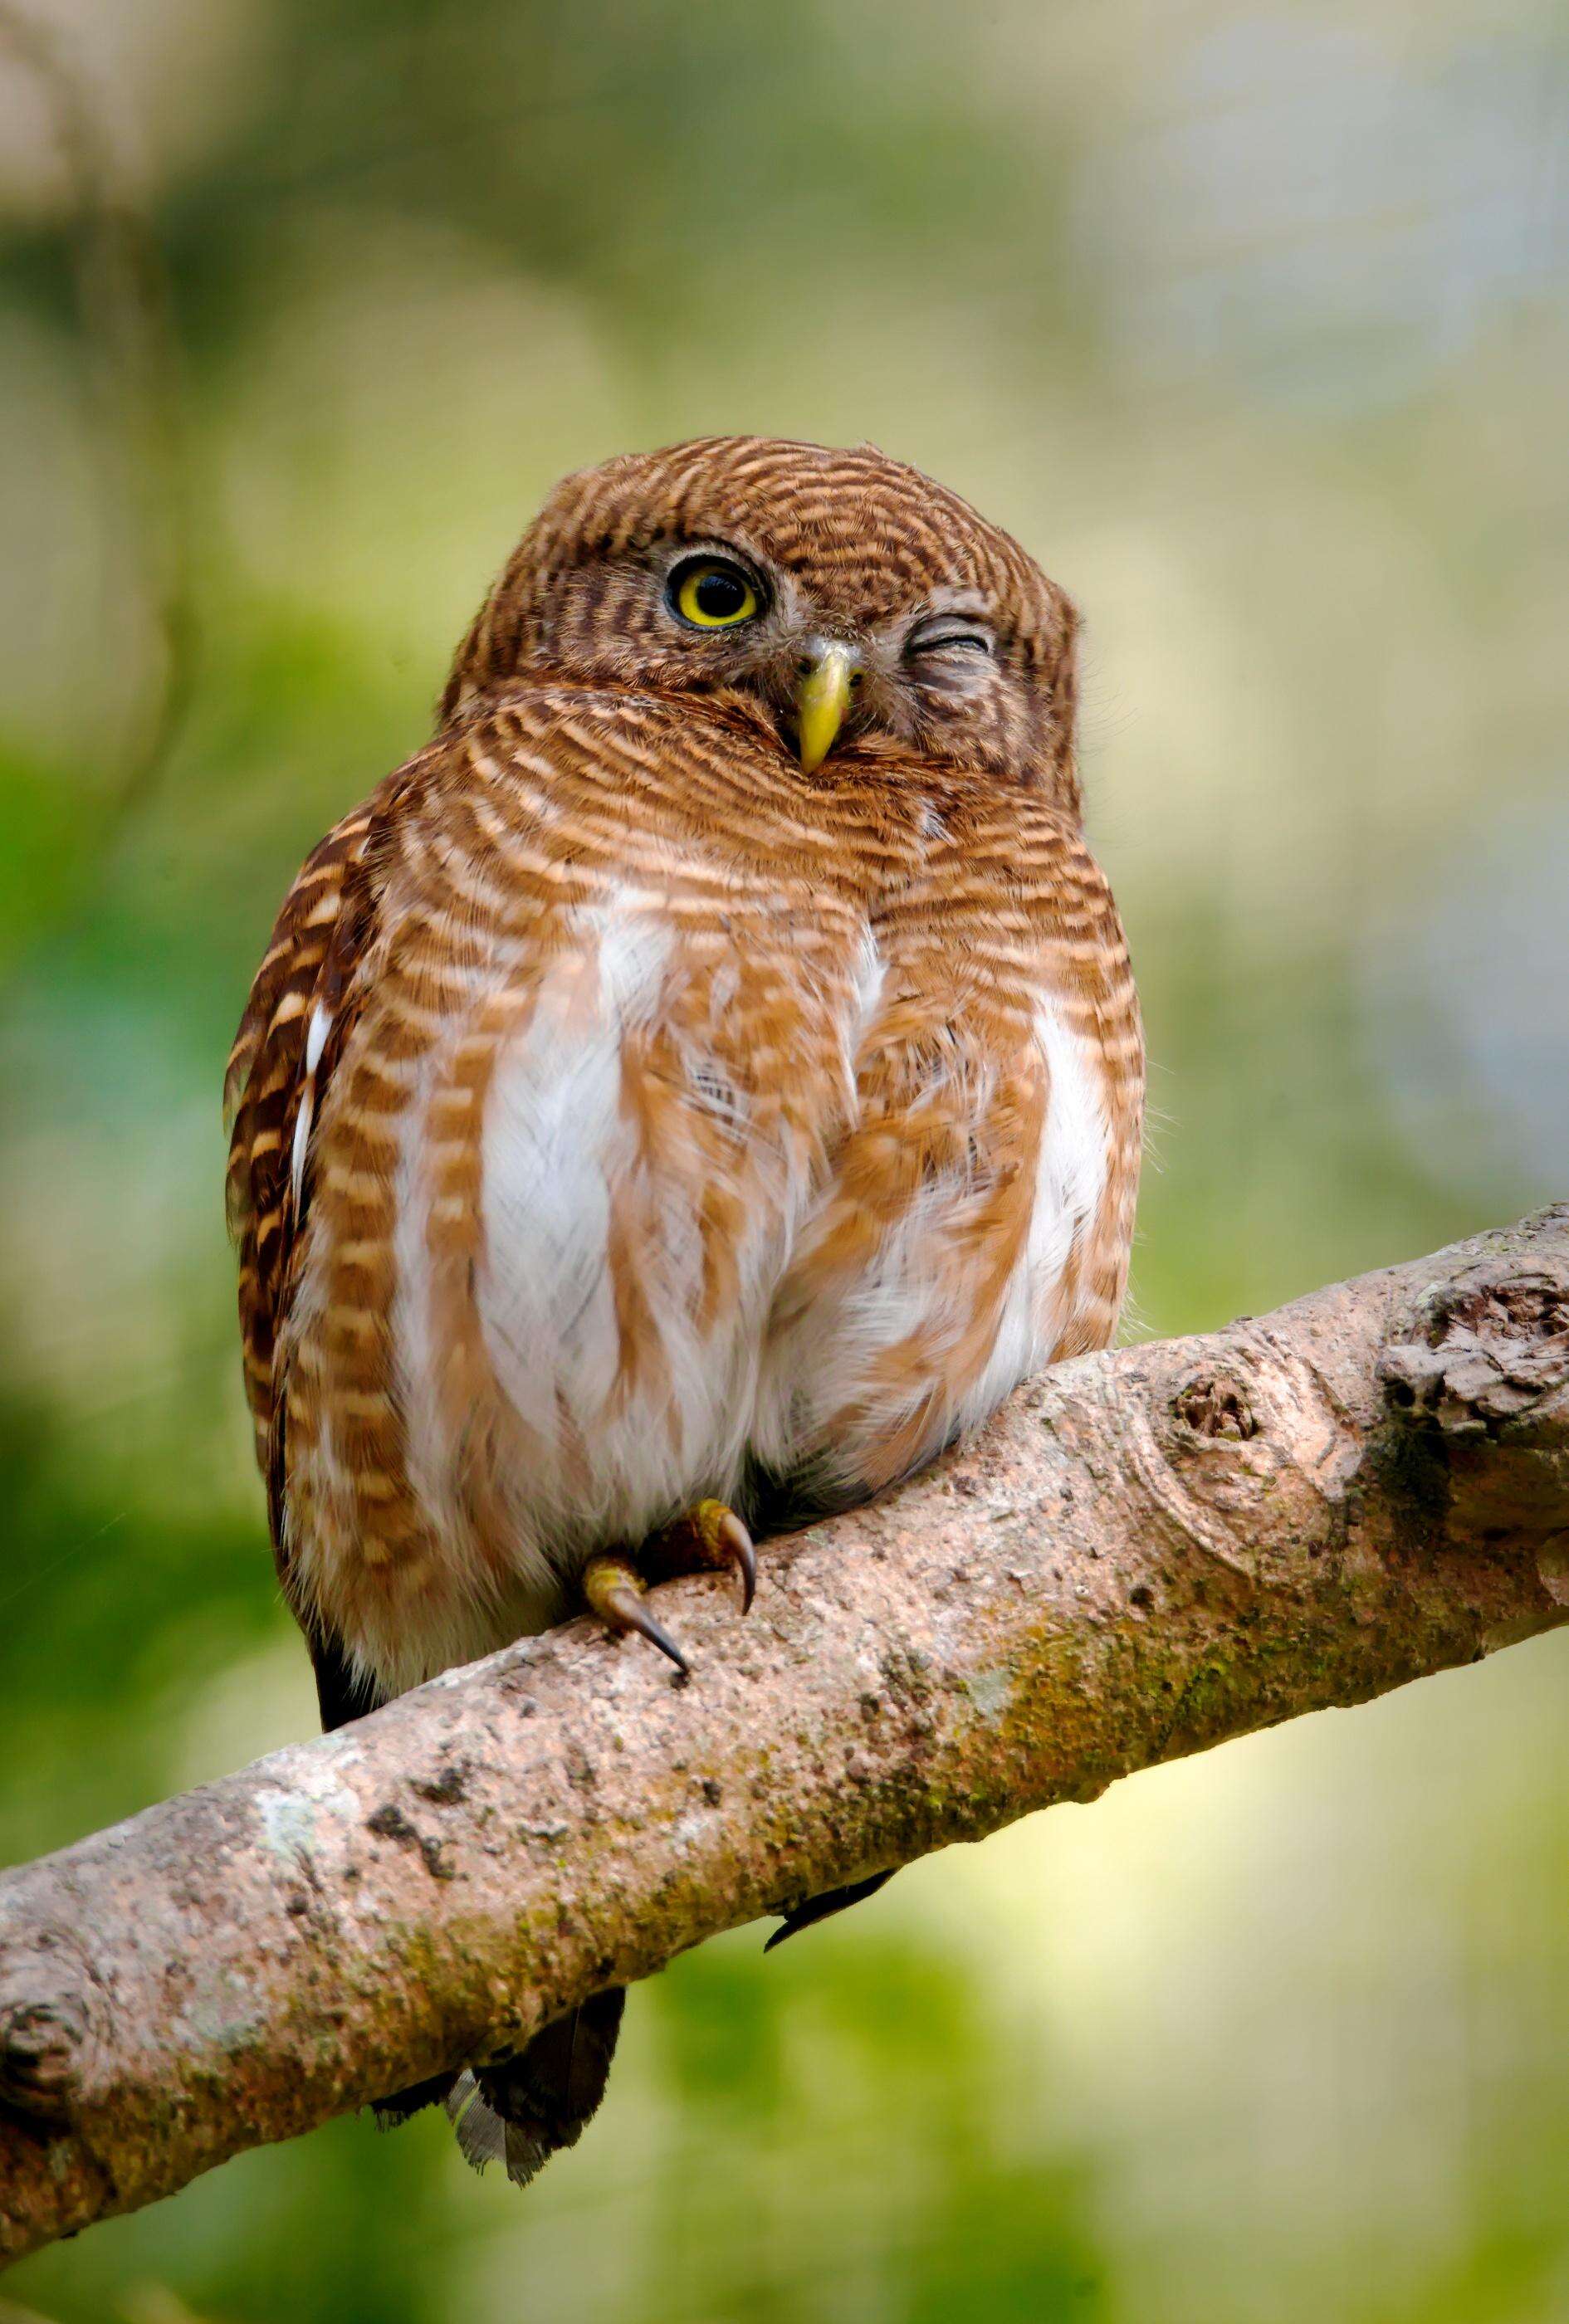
[2, 1, 1567, 2317]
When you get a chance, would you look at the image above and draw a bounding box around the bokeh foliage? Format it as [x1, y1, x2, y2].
[2, 1, 1567, 2317]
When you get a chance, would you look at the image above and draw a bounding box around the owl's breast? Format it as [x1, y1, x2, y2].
[278, 705, 1140, 1696]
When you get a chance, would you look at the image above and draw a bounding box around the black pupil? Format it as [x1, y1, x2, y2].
[693, 566, 748, 620]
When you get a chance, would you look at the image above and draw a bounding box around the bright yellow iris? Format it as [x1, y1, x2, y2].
[674, 558, 760, 629]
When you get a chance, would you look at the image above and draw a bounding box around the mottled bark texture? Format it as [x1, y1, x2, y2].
[5, 1208, 1569, 2261]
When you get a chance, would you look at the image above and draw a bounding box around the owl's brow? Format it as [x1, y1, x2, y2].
[571, 525, 766, 579]
[648, 532, 767, 572]
[902, 583, 992, 621]
[903, 610, 995, 653]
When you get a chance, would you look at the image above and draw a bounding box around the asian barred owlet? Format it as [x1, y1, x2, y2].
[225, 436, 1143, 2185]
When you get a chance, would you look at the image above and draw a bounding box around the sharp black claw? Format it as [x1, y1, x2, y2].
[718, 1509, 756, 1613]
[609, 1584, 690, 1674]
[629, 1602, 692, 1677]
[585, 1561, 692, 1676]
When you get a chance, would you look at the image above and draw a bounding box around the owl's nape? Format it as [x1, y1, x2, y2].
[583, 1497, 757, 1674]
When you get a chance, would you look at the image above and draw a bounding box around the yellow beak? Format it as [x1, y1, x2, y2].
[794, 642, 858, 773]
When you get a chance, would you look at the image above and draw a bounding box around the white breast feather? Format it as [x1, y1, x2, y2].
[957, 998, 1109, 1430]
[470, 901, 801, 1565]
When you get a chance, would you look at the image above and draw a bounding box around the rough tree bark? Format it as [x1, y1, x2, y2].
[4, 1208, 1569, 2262]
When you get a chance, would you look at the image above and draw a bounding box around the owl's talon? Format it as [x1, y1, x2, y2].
[713, 1506, 756, 1614]
[648, 1498, 755, 1612]
[582, 1555, 691, 1676]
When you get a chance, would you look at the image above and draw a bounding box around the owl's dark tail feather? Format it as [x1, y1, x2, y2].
[373, 1990, 627, 2190]
[312, 1635, 626, 2190]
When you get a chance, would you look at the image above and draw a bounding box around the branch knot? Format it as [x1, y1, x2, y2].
[1379, 1263, 1569, 1435]
[0, 1990, 89, 2123]
[1379, 1257, 1569, 1543]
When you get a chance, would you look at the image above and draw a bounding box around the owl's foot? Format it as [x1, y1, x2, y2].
[582, 1555, 691, 1677]
[646, 1499, 756, 1613]
[581, 1502, 755, 1675]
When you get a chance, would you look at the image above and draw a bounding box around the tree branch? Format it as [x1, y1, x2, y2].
[4, 1208, 1569, 2261]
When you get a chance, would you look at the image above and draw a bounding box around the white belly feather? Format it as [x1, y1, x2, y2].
[471, 901, 804, 1561]
[369, 894, 1111, 1638]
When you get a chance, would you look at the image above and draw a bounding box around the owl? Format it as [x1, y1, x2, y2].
[225, 436, 1143, 2184]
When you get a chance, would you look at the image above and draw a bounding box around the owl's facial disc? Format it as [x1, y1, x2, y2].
[643, 535, 1028, 778]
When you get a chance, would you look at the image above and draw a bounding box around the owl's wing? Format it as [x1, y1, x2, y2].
[224, 799, 382, 1726]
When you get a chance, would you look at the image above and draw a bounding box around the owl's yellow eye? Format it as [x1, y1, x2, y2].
[669, 556, 761, 630]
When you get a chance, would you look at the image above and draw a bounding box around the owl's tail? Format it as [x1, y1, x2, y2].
[314, 1643, 626, 2189]
[375, 1990, 626, 2189]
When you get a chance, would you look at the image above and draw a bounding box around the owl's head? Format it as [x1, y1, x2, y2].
[442, 437, 1080, 802]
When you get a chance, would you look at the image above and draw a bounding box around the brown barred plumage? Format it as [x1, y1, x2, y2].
[225, 436, 1143, 2183]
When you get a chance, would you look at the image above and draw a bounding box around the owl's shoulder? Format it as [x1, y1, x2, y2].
[926, 784, 1107, 902]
